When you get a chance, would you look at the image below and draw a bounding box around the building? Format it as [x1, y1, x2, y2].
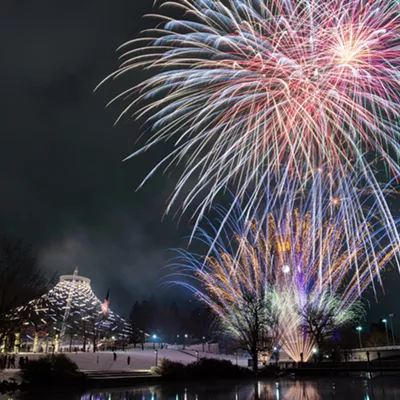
[2, 268, 132, 353]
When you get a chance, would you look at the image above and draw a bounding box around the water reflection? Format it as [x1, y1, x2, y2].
[9, 378, 400, 400]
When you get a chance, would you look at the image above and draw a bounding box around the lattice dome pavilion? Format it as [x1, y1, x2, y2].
[3, 268, 131, 353]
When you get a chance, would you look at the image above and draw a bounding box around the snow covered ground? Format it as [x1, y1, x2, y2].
[2, 349, 249, 372]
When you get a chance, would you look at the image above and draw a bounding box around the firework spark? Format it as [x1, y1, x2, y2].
[168, 183, 399, 361]
[100, 0, 400, 234]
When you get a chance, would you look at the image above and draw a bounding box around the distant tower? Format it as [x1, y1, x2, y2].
[59, 266, 78, 341]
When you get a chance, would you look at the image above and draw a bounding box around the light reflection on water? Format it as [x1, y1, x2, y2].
[9, 378, 400, 400]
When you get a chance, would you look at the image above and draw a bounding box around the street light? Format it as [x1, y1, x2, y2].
[154, 349, 158, 366]
[183, 333, 188, 350]
[389, 314, 395, 346]
[382, 319, 390, 346]
[152, 334, 157, 350]
[312, 348, 318, 362]
[356, 326, 363, 348]
[273, 347, 279, 365]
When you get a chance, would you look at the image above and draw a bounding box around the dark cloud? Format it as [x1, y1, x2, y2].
[0, 0, 189, 317]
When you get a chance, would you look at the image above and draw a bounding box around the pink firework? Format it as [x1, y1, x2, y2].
[100, 0, 400, 233]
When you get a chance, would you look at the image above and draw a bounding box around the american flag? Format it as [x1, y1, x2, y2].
[101, 289, 110, 317]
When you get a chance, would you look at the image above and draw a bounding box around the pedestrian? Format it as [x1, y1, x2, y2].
[127, 356, 130, 366]
[113, 352, 117, 362]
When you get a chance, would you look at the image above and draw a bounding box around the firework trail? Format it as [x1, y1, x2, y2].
[100, 0, 400, 236]
[167, 181, 399, 361]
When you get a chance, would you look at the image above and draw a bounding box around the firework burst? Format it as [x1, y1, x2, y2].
[168, 183, 399, 361]
[100, 0, 400, 233]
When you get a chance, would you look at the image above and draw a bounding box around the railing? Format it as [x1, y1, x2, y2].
[348, 345, 400, 352]
[280, 360, 400, 370]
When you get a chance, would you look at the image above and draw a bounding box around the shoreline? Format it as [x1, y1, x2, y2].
[3, 366, 400, 395]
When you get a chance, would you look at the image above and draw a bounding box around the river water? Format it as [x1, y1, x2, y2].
[4, 377, 400, 399]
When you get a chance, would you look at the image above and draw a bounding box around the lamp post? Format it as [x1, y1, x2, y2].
[312, 348, 318, 363]
[382, 319, 389, 346]
[183, 334, 188, 350]
[273, 347, 279, 365]
[154, 349, 158, 366]
[152, 334, 157, 350]
[389, 314, 395, 345]
[356, 326, 363, 348]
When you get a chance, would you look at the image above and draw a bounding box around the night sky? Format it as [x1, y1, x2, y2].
[1, 0, 400, 330]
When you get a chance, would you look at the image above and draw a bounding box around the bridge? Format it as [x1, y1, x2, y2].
[344, 345, 400, 361]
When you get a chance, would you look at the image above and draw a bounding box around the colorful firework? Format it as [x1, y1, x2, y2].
[168, 183, 399, 361]
[100, 0, 400, 234]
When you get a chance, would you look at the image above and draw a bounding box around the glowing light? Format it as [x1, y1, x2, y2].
[282, 265, 290, 274]
[331, 198, 340, 206]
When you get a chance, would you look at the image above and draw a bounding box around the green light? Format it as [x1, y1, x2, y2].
[382, 319, 387, 323]
[356, 326, 362, 332]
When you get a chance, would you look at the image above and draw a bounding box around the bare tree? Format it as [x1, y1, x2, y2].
[226, 292, 280, 372]
[366, 331, 387, 347]
[300, 293, 362, 360]
[0, 236, 51, 342]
